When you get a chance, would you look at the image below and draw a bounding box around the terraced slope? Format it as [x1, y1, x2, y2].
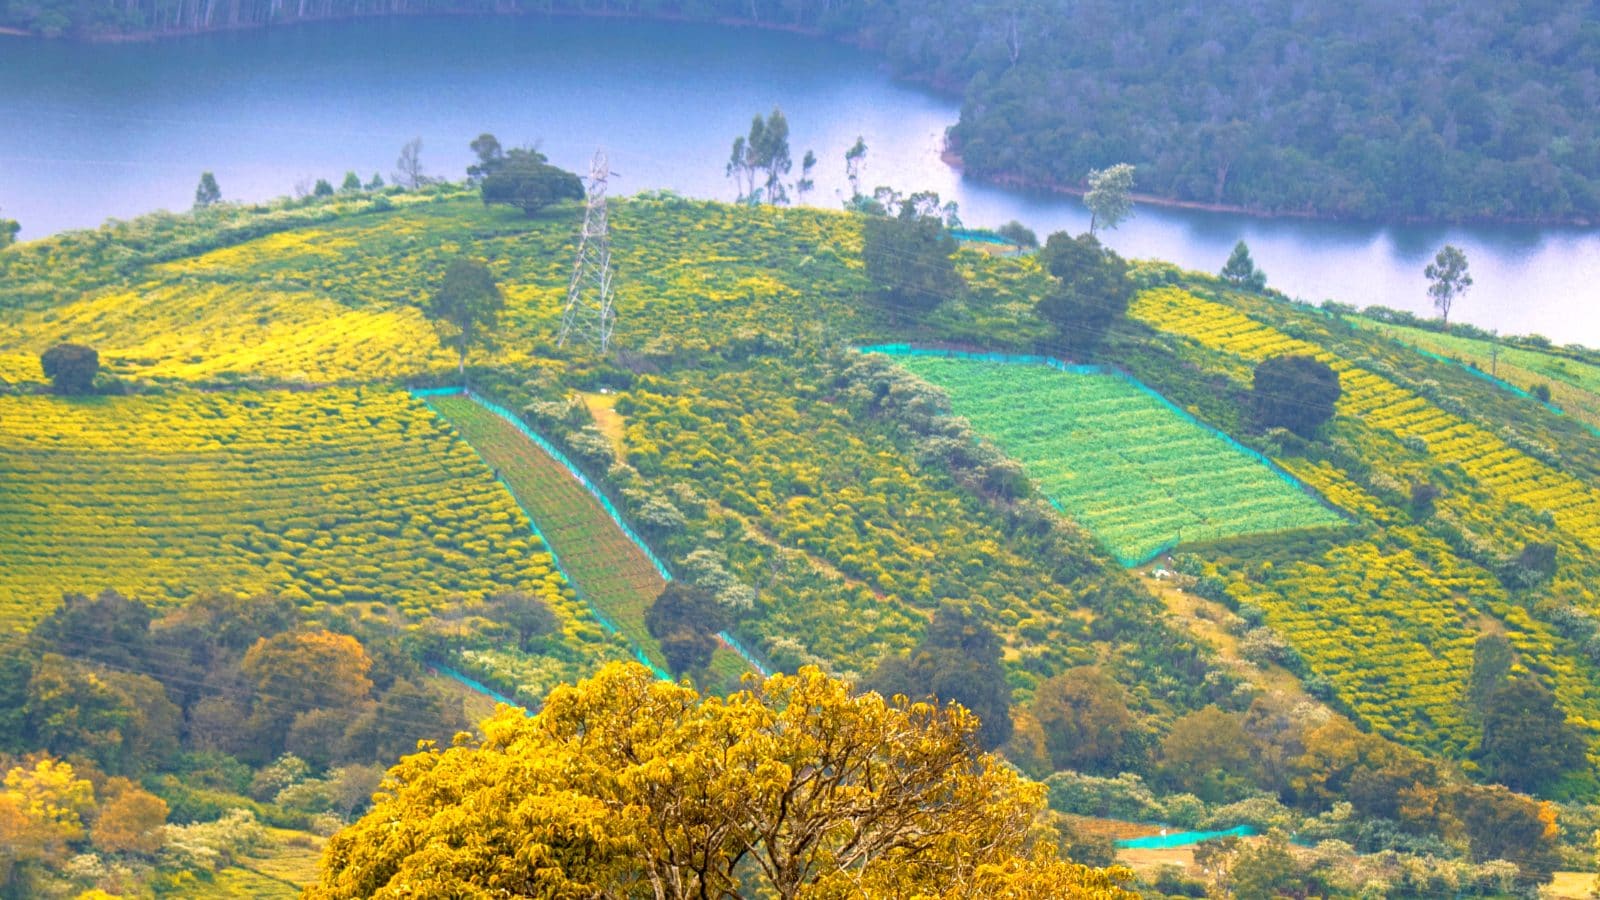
[888, 354, 1345, 564]
[1348, 317, 1600, 430]
[0, 388, 588, 631]
[426, 394, 673, 672]
[1134, 287, 1600, 549]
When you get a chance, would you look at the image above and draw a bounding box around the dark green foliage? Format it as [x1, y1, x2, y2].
[1220, 241, 1266, 291]
[313, 178, 335, 197]
[726, 108, 793, 204]
[1034, 231, 1132, 354]
[0, 214, 18, 249]
[485, 590, 560, 652]
[426, 257, 504, 375]
[467, 133, 505, 183]
[996, 220, 1037, 248]
[1476, 676, 1587, 793]
[644, 581, 729, 676]
[1465, 634, 1513, 715]
[342, 679, 469, 763]
[1409, 481, 1439, 518]
[1454, 784, 1563, 881]
[7, 0, 1598, 223]
[1497, 540, 1558, 590]
[1252, 354, 1340, 438]
[862, 205, 961, 318]
[1030, 666, 1144, 775]
[193, 171, 221, 209]
[340, 171, 363, 192]
[1531, 383, 1551, 402]
[867, 605, 1012, 751]
[480, 148, 584, 217]
[0, 653, 35, 753]
[32, 589, 152, 669]
[39, 342, 99, 394]
[1513, 541, 1558, 584]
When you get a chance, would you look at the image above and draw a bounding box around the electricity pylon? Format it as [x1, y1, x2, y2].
[558, 150, 615, 352]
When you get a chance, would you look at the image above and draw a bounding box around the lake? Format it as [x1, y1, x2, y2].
[3, 16, 1597, 345]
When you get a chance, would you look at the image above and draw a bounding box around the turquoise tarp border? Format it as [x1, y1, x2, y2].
[416, 388, 771, 678]
[1114, 825, 1258, 849]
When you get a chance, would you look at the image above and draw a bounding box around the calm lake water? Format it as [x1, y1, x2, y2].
[3, 17, 1598, 345]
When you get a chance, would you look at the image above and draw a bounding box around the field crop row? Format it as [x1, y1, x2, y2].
[0, 389, 600, 641]
[425, 396, 672, 673]
[1221, 527, 1600, 754]
[1348, 317, 1600, 429]
[888, 355, 1344, 563]
[1132, 288, 1600, 548]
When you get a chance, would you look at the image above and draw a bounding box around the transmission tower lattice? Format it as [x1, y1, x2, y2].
[558, 150, 615, 352]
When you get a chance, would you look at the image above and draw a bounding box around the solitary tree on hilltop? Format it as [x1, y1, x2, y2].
[427, 258, 504, 378]
[1084, 163, 1135, 234]
[796, 149, 817, 204]
[193, 172, 221, 209]
[1, 207, 20, 248]
[1425, 244, 1472, 329]
[845, 136, 868, 201]
[1221, 240, 1267, 291]
[862, 202, 963, 320]
[480, 148, 583, 217]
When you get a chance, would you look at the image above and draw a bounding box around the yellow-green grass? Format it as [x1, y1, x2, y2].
[1134, 287, 1600, 549]
[0, 388, 600, 640]
[0, 196, 868, 389]
[889, 354, 1345, 564]
[1348, 317, 1600, 429]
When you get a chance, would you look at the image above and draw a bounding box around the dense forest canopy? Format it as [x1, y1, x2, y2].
[5, 0, 1597, 223]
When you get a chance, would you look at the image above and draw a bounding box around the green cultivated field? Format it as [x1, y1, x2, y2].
[890, 355, 1345, 563]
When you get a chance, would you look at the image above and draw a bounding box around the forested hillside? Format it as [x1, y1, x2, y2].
[7, 0, 1598, 223]
[4, 183, 1600, 894]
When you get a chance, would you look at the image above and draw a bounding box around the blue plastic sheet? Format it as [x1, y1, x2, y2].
[1115, 825, 1257, 849]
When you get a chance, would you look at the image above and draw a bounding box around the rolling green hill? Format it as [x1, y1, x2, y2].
[4, 188, 1600, 893]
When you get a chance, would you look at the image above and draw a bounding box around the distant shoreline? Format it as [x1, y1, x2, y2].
[939, 146, 1595, 228]
[6, 11, 1597, 229]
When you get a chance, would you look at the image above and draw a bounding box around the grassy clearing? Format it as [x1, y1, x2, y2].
[889, 355, 1344, 563]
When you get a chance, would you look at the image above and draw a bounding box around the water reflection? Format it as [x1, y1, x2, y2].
[1, 17, 1596, 343]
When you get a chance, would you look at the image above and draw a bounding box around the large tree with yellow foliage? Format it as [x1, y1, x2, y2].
[309, 662, 1134, 899]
